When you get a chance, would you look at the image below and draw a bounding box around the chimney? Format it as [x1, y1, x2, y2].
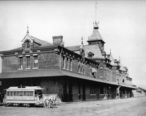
[52, 35, 63, 46]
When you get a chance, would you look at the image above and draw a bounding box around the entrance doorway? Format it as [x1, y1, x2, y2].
[62, 82, 72, 102]
[78, 82, 86, 101]
[82, 84, 86, 101]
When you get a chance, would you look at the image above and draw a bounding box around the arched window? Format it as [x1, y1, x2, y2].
[62, 55, 65, 69]
[122, 79, 125, 83]
[19, 57, 23, 69]
[33, 55, 38, 68]
[25, 40, 30, 48]
[70, 59, 72, 71]
[78, 65, 80, 73]
[26, 56, 30, 68]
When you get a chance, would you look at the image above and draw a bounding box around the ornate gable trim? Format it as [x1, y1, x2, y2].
[22, 34, 33, 44]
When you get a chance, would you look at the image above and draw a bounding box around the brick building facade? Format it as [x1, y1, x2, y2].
[0, 21, 136, 102]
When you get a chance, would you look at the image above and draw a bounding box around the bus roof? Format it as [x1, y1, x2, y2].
[6, 86, 44, 91]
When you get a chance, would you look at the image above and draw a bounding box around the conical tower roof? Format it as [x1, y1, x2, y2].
[88, 22, 105, 43]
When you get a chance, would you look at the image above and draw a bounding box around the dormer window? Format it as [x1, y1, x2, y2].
[25, 40, 30, 48]
[122, 79, 125, 83]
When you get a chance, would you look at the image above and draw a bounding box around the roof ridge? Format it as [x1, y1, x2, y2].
[30, 35, 48, 42]
[30, 35, 53, 46]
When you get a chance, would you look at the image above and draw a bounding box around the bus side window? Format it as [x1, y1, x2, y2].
[24, 91, 26, 96]
[20, 91, 23, 96]
[30, 91, 33, 96]
[26, 91, 29, 96]
[10, 91, 11, 96]
[14, 91, 16, 96]
[29, 91, 32, 96]
[12, 91, 14, 96]
[16, 91, 19, 96]
[18, 91, 20, 96]
[27, 91, 29, 96]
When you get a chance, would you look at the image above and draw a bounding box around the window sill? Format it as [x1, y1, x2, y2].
[25, 68, 31, 70]
[90, 94, 96, 96]
[62, 68, 73, 72]
[32, 67, 38, 69]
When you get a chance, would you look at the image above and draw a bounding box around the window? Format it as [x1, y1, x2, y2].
[14, 91, 16, 96]
[78, 65, 80, 73]
[83, 67, 86, 74]
[9, 91, 12, 96]
[123, 89, 125, 94]
[122, 79, 125, 83]
[100, 87, 104, 94]
[80, 66, 83, 73]
[62, 55, 65, 69]
[26, 56, 30, 68]
[25, 40, 30, 48]
[27, 91, 33, 96]
[90, 68, 92, 76]
[20, 91, 23, 96]
[70, 59, 72, 71]
[17, 91, 19, 96]
[34, 55, 38, 68]
[90, 86, 96, 95]
[19, 57, 23, 69]
[66, 58, 69, 70]
[63, 56, 66, 69]
[24, 91, 26, 96]
[104, 86, 107, 94]
[82, 66, 85, 74]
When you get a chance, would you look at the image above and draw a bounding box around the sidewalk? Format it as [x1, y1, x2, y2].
[60, 96, 137, 106]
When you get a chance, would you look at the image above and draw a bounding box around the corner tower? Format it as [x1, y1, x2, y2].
[87, 22, 105, 53]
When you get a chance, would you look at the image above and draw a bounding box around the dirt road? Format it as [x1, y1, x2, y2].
[0, 97, 146, 116]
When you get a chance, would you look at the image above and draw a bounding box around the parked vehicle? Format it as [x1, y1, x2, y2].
[4, 86, 58, 107]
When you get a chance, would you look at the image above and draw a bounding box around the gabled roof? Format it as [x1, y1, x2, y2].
[30, 36, 53, 47]
[84, 45, 104, 59]
[119, 60, 126, 71]
[66, 45, 104, 59]
[22, 33, 52, 47]
[0, 34, 53, 54]
[108, 53, 117, 66]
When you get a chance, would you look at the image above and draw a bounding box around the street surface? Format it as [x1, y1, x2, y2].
[0, 97, 146, 116]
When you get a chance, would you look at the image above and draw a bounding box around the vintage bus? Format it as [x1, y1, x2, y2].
[4, 86, 44, 107]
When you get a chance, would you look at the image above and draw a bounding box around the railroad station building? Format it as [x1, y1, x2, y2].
[0, 21, 136, 102]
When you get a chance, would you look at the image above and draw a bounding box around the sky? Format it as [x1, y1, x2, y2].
[0, 1, 146, 89]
